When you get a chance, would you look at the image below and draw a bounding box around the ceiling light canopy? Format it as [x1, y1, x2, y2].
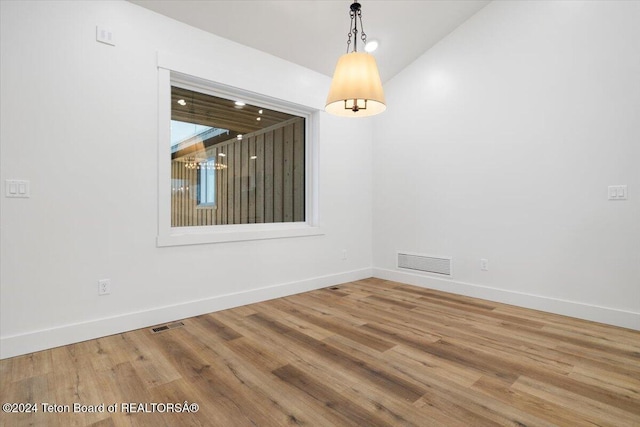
[326, 1, 385, 118]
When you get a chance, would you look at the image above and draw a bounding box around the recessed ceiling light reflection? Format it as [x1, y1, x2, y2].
[177, 99, 186, 106]
[218, 152, 226, 157]
[364, 40, 379, 53]
[234, 101, 246, 106]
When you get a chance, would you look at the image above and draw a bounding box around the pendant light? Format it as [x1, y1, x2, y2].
[325, 1, 386, 117]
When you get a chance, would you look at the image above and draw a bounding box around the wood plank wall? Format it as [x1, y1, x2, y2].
[171, 117, 305, 227]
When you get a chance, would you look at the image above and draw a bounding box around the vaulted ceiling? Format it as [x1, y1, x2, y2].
[129, 0, 490, 83]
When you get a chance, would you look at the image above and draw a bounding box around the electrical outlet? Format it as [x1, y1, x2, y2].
[98, 279, 111, 295]
[96, 26, 115, 46]
[341, 249, 347, 261]
[480, 259, 489, 271]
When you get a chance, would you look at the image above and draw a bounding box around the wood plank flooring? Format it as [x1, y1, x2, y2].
[1, 278, 639, 426]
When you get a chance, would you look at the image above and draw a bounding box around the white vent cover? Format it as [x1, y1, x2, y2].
[397, 252, 452, 276]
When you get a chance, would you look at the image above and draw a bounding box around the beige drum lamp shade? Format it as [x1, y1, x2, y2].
[325, 52, 386, 117]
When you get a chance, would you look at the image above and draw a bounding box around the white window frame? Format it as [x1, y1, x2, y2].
[157, 54, 321, 246]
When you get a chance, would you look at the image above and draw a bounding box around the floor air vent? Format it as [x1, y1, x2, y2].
[398, 252, 452, 276]
[151, 321, 185, 334]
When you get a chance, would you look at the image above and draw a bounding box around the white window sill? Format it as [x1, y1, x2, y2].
[157, 223, 323, 247]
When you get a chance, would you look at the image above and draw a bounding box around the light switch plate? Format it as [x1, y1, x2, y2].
[5, 180, 30, 198]
[608, 185, 627, 200]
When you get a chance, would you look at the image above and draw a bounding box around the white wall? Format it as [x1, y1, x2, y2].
[0, 0, 373, 358]
[372, 1, 640, 329]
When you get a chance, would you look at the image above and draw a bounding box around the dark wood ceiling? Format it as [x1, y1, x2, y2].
[171, 86, 295, 136]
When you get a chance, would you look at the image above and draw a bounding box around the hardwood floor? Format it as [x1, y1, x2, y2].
[1, 278, 639, 426]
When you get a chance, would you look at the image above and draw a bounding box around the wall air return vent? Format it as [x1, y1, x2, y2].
[397, 252, 452, 276]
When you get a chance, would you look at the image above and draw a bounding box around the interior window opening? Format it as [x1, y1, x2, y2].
[170, 86, 306, 227]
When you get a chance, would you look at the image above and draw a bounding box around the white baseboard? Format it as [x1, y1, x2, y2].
[5, 266, 635, 359]
[0, 268, 373, 359]
[373, 268, 640, 331]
